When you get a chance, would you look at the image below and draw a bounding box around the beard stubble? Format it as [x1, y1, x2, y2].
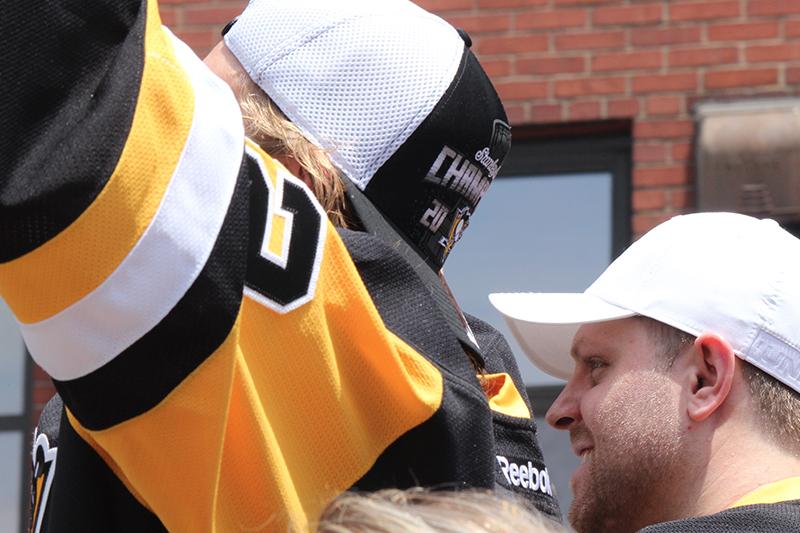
[569, 372, 685, 533]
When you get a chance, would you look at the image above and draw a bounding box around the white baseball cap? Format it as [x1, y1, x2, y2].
[489, 212, 800, 394]
[225, 0, 511, 270]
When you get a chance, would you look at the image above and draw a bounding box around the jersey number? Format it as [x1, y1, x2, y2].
[244, 148, 326, 313]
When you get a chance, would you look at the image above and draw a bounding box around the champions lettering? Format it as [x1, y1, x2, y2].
[496, 455, 553, 496]
[424, 146, 493, 206]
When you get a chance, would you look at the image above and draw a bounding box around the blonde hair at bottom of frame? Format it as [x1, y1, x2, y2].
[315, 488, 565, 533]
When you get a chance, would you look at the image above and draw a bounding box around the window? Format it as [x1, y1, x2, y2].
[0, 298, 31, 533]
[445, 124, 631, 516]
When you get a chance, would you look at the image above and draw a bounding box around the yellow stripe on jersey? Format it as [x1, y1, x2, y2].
[246, 141, 293, 262]
[480, 373, 532, 419]
[729, 477, 800, 508]
[70, 226, 444, 532]
[247, 139, 282, 189]
[0, 0, 193, 324]
[268, 215, 288, 258]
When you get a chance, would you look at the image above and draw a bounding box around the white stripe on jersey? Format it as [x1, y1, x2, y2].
[22, 29, 243, 381]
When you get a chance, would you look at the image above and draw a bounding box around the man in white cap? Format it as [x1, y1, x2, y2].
[4, 0, 559, 531]
[491, 212, 800, 532]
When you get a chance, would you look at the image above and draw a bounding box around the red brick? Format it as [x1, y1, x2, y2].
[631, 27, 701, 47]
[476, 35, 548, 55]
[633, 143, 668, 164]
[669, 1, 740, 22]
[671, 189, 695, 209]
[555, 77, 626, 97]
[414, 0, 474, 11]
[505, 104, 527, 125]
[592, 51, 662, 72]
[634, 166, 690, 187]
[607, 98, 640, 117]
[633, 189, 668, 210]
[446, 14, 512, 34]
[496, 81, 549, 101]
[787, 21, 800, 38]
[183, 6, 242, 25]
[787, 67, 800, 84]
[518, 9, 588, 30]
[705, 68, 778, 89]
[746, 43, 800, 63]
[708, 22, 779, 41]
[555, 31, 625, 51]
[158, 6, 178, 26]
[594, 4, 663, 26]
[555, 0, 616, 4]
[32, 364, 49, 381]
[33, 383, 57, 405]
[31, 409, 44, 428]
[174, 29, 218, 51]
[635, 120, 694, 139]
[632, 73, 697, 94]
[646, 95, 684, 116]
[633, 214, 673, 235]
[748, 0, 800, 17]
[477, 0, 547, 6]
[669, 47, 738, 67]
[482, 59, 513, 77]
[672, 141, 693, 161]
[531, 104, 564, 122]
[518, 56, 586, 75]
[569, 101, 602, 120]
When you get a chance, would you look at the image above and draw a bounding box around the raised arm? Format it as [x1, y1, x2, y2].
[0, 0, 246, 424]
[2, 0, 145, 259]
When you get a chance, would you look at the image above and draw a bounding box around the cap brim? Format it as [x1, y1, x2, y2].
[488, 292, 636, 380]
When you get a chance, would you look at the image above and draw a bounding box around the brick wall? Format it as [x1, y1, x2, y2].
[416, 0, 800, 236]
[29, 0, 800, 422]
[158, 0, 800, 236]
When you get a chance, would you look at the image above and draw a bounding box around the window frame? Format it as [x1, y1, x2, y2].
[0, 352, 32, 533]
[499, 121, 632, 261]
[499, 121, 633, 413]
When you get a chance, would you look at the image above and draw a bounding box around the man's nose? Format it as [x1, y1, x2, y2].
[545, 379, 581, 430]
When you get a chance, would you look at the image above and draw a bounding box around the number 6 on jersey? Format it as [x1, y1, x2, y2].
[244, 143, 327, 313]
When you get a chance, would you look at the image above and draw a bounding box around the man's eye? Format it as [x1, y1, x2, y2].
[586, 357, 607, 381]
[587, 357, 605, 370]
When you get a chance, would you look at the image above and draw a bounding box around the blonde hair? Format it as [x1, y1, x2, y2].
[238, 78, 353, 228]
[316, 488, 564, 533]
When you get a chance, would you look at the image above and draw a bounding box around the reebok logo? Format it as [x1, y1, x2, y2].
[496, 455, 552, 496]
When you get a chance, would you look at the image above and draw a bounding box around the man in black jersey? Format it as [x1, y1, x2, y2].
[10, 0, 561, 530]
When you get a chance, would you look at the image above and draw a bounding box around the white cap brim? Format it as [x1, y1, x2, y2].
[488, 292, 636, 380]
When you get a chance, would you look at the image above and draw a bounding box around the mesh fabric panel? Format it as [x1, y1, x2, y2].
[225, 0, 463, 188]
[638, 501, 800, 532]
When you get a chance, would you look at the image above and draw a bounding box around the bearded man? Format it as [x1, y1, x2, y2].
[492, 212, 800, 532]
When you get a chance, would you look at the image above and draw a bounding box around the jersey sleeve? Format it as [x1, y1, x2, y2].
[0, 0, 247, 420]
[1, 3, 481, 531]
[2, 0, 147, 261]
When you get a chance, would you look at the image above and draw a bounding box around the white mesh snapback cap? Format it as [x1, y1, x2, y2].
[490, 213, 800, 394]
[225, 0, 511, 269]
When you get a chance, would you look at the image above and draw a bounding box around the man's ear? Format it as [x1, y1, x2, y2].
[686, 333, 737, 422]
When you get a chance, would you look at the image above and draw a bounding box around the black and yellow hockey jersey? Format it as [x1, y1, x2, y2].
[5, 0, 560, 530]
